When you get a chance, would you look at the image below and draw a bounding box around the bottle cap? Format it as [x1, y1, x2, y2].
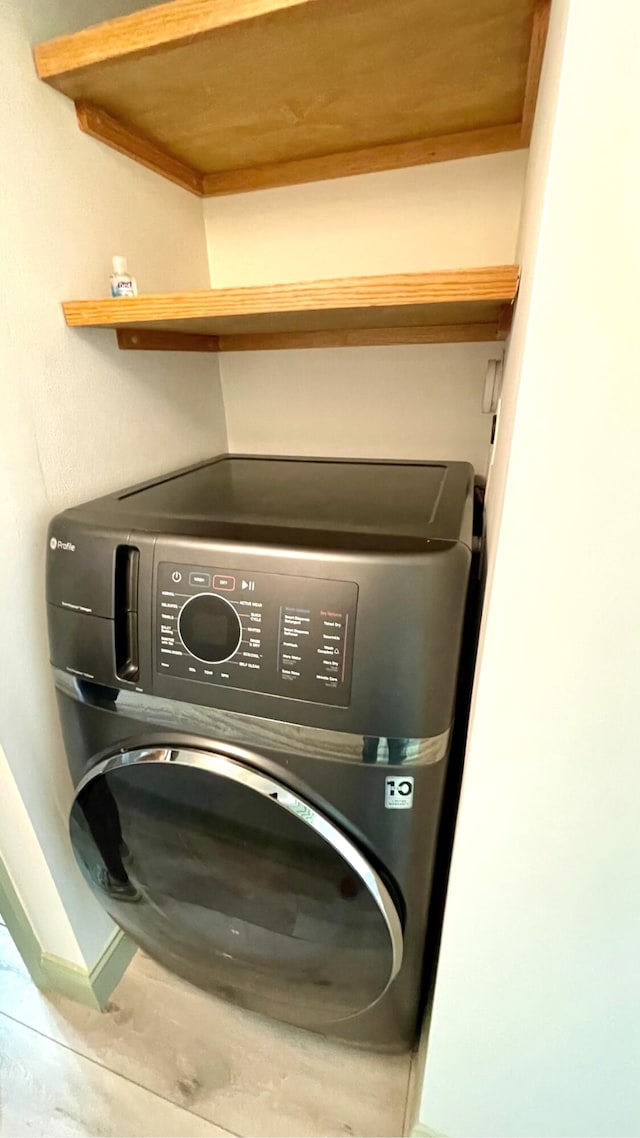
[112, 256, 128, 274]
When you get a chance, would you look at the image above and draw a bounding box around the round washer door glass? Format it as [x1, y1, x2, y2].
[70, 747, 403, 1028]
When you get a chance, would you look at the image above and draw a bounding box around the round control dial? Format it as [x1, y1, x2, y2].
[178, 593, 242, 664]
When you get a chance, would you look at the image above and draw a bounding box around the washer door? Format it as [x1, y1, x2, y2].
[70, 746, 403, 1027]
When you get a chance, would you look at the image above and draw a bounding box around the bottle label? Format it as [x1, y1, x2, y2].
[111, 278, 136, 297]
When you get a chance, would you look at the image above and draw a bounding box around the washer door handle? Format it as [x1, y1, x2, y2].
[77, 745, 404, 990]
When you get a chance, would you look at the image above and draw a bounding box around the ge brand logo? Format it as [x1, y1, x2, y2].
[384, 776, 414, 810]
[49, 536, 76, 552]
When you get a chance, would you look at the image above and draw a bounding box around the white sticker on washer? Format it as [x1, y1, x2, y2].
[384, 776, 414, 809]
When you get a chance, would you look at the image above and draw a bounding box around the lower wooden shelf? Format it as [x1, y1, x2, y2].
[63, 266, 519, 352]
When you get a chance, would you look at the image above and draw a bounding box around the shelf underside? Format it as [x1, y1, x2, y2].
[63, 266, 519, 351]
[35, 0, 550, 196]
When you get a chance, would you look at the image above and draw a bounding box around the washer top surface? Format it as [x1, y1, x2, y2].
[71, 456, 473, 551]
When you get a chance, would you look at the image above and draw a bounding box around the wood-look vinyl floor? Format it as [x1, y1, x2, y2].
[0, 925, 412, 1137]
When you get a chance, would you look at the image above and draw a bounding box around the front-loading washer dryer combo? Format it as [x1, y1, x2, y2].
[46, 455, 474, 1050]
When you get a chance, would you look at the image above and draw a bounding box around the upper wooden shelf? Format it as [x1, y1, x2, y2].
[62, 265, 519, 352]
[34, 0, 550, 197]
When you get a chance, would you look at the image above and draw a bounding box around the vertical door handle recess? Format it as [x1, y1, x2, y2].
[114, 546, 139, 682]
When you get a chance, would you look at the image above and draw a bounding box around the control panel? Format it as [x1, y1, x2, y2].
[156, 562, 358, 706]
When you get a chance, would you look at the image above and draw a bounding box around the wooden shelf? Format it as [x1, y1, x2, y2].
[34, 0, 549, 197]
[62, 266, 519, 351]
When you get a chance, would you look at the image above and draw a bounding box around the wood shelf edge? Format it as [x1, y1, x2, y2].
[202, 123, 525, 197]
[520, 0, 551, 145]
[116, 329, 219, 352]
[76, 102, 203, 195]
[217, 323, 509, 351]
[497, 302, 515, 337]
[74, 109, 524, 199]
[34, 0, 314, 80]
[114, 323, 507, 352]
[63, 267, 520, 329]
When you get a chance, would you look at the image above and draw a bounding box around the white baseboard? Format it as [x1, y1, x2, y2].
[39, 929, 136, 1009]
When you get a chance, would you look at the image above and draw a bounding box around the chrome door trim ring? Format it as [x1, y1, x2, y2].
[75, 745, 404, 1001]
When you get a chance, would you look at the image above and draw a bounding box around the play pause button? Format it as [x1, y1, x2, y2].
[242, 579, 255, 591]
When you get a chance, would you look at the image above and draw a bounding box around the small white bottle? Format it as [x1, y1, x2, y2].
[110, 255, 138, 297]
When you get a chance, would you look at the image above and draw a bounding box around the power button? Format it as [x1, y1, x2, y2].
[171, 570, 182, 584]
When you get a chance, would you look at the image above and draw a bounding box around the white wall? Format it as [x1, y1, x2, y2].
[483, 0, 571, 573]
[21, 2, 159, 40]
[221, 344, 498, 473]
[0, 0, 226, 967]
[205, 153, 527, 472]
[204, 152, 527, 286]
[419, 1, 640, 1134]
[0, 746, 84, 966]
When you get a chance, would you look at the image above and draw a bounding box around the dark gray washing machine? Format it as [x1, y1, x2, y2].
[46, 455, 474, 1049]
